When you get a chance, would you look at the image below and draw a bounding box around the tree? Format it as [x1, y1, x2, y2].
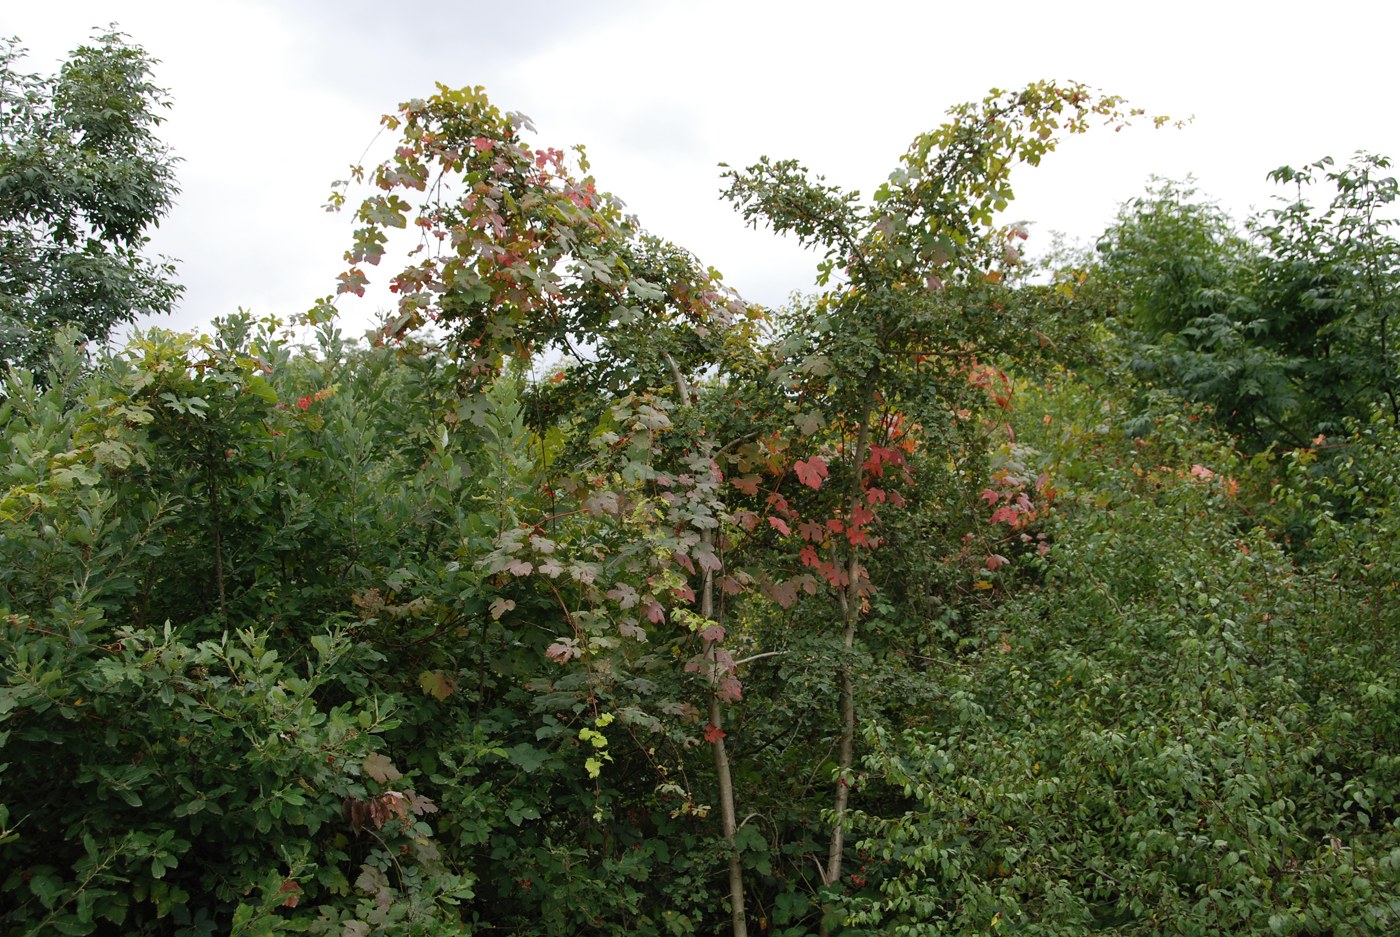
[0, 28, 181, 370]
[1094, 156, 1400, 450]
[331, 80, 1162, 936]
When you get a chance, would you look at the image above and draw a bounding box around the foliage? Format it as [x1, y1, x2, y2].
[4, 57, 1397, 937]
[842, 375, 1400, 935]
[0, 29, 181, 371]
[1094, 156, 1400, 450]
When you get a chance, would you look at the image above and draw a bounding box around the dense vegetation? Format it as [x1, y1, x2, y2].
[2, 32, 1397, 937]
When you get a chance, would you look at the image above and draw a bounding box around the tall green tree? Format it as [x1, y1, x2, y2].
[0, 28, 181, 370]
[1095, 156, 1400, 449]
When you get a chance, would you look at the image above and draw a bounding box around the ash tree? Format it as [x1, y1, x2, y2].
[0, 27, 181, 371]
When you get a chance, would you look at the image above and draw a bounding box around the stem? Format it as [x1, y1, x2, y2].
[824, 393, 872, 893]
[666, 352, 747, 937]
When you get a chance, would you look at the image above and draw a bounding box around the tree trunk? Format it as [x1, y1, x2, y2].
[824, 401, 872, 891]
[668, 353, 747, 937]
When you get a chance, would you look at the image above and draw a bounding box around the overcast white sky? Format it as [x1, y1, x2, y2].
[7, 0, 1400, 336]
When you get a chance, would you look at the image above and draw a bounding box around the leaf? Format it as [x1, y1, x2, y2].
[731, 474, 761, 495]
[546, 637, 581, 664]
[794, 411, 824, 436]
[507, 743, 550, 773]
[489, 597, 516, 620]
[362, 752, 402, 785]
[607, 583, 640, 608]
[693, 541, 722, 573]
[766, 579, 798, 608]
[704, 723, 726, 744]
[767, 516, 791, 536]
[418, 670, 457, 701]
[794, 456, 829, 490]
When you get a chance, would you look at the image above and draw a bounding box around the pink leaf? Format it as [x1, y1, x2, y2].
[768, 516, 791, 536]
[794, 456, 829, 490]
[545, 638, 580, 664]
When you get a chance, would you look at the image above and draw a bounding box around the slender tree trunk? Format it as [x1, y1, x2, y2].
[667, 353, 747, 937]
[704, 565, 747, 937]
[825, 400, 872, 892]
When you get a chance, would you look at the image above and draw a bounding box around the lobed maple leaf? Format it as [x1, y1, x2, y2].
[794, 455, 829, 490]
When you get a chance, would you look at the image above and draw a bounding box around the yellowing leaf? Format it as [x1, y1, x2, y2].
[362, 752, 402, 785]
[418, 670, 457, 701]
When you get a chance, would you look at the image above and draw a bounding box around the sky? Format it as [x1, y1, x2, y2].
[7, 0, 1400, 338]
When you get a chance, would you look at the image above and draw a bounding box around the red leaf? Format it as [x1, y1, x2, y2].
[851, 504, 875, 527]
[799, 545, 820, 568]
[794, 456, 829, 490]
[985, 553, 1010, 570]
[799, 520, 826, 542]
[818, 561, 850, 589]
[980, 488, 1001, 505]
[989, 505, 1020, 526]
[865, 486, 887, 505]
[768, 516, 791, 536]
[704, 723, 726, 744]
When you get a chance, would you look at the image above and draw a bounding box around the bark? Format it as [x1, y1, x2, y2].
[667, 353, 747, 937]
[824, 398, 872, 891]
